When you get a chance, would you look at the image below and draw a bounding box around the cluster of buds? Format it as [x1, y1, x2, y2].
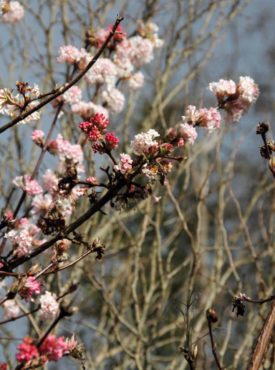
[79, 113, 119, 153]
[256, 122, 275, 177]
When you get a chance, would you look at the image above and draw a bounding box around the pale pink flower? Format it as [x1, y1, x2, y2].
[43, 169, 59, 194]
[65, 335, 78, 352]
[182, 105, 201, 125]
[1, 1, 24, 23]
[179, 122, 198, 144]
[128, 36, 154, 67]
[128, 72, 145, 90]
[209, 79, 237, 98]
[71, 101, 109, 119]
[39, 291, 59, 320]
[198, 107, 221, 131]
[40, 335, 67, 361]
[55, 197, 73, 219]
[85, 58, 117, 86]
[142, 164, 158, 180]
[3, 299, 20, 319]
[238, 76, 259, 103]
[131, 129, 160, 155]
[31, 194, 53, 214]
[114, 153, 133, 174]
[31, 130, 45, 146]
[54, 134, 84, 169]
[113, 55, 134, 79]
[19, 276, 41, 301]
[101, 87, 125, 114]
[13, 175, 42, 196]
[57, 45, 81, 64]
[63, 86, 82, 104]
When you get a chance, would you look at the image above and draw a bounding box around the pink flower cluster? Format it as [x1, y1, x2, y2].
[13, 175, 42, 196]
[19, 276, 41, 301]
[16, 334, 76, 365]
[79, 113, 119, 152]
[5, 218, 42, 257]
[1, 1, 24, 23]
[130, 129, 160, 155]
[209, 76, 259, 121]
[57, 20, 163, 121]
[114, 153, 133, 175]
[39, 291, 59, 320]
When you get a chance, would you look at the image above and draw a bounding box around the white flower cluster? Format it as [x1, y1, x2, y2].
[130, 129, 160, 155]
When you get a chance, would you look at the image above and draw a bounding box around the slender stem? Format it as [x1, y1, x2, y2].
[207, 318, 223, 370]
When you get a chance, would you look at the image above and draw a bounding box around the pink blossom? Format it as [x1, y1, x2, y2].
[101, 87, 125, 114]
[198, 107, 221, 131]
[40, 335, 67, 361]
[65, 335, 78, 352]
[137, 20, 163, 48]
[90, 113, 110, 129]
[95, 24, 126, 48]
[86, 176, 98, 185]
[19, 276, 41, 301]
[128, 72, 145, 90]
[13, 175, 42, 196]
[3, 299, 20, 319]
[105, 132, 119, 150]
[71, 101, 109, 120]
[16, 337, 39, 363]
[238, 76, 259, 104]
[39, 291, 59, 320]
[0, 363, 8, 370]
[128, 36, 154, 67]
[114, 153, 133, 174]
[57, 45, 81, 64]
[31, 194, 53, 214]
[54, 134, 84, 169]
[63, 86, 82, 104]
[209, 79, 237, 99]
[1, 1, 24, 23]
[131, 129, 160, 155]
[142, 164, 158, 180]
[179, 122, 198, 144]
[182, 105, 201, 125]
[43, 169, 59, 193]
[85, 58, 117, 86]
[32, 130, 45, 146]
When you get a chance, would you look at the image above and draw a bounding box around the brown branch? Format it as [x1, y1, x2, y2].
[206, 308, 223, 370]
[247, 301, 275, 370]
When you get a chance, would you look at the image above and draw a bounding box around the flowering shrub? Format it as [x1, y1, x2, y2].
[0, 2, 273, 370]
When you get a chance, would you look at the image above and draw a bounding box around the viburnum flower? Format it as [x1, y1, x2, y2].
[1, 1, 24, 23]
[137, 20, 164, 48]
[209, 76, 259, 121]
[105, 132, 120, 150]
[16, 337, 39, 363]
[101, 87, 125, 114]
[63, 86, 82, 104]
[13, 175, 43, 196]
[0, 363, 7, 370]
[42, 169, 59, 194]
[142, 164, 159, 180]
[57, 45, 81, 64]
[39, 291, 59, 320]
[128, 36, 154, 67]
[178, 122, 198, 144]
[85, 58, 117, 86]
[31, 194, 53, 215]
[131, 129, 160, 155]
[198, 107, 221, 131]
[114, 153, 133, 175]
[40, 335, 68, 361]
[3, 299, 21, 319]
[19, 276, 41, 301]
[128, 72, 145, 90]
[95, 24, 126, 48]
[65, 335, 78, 353]
[71, 101, 109, 120]
[32, 130, 45, 147]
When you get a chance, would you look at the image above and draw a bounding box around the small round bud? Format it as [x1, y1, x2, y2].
[206, 308, 218, 323]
